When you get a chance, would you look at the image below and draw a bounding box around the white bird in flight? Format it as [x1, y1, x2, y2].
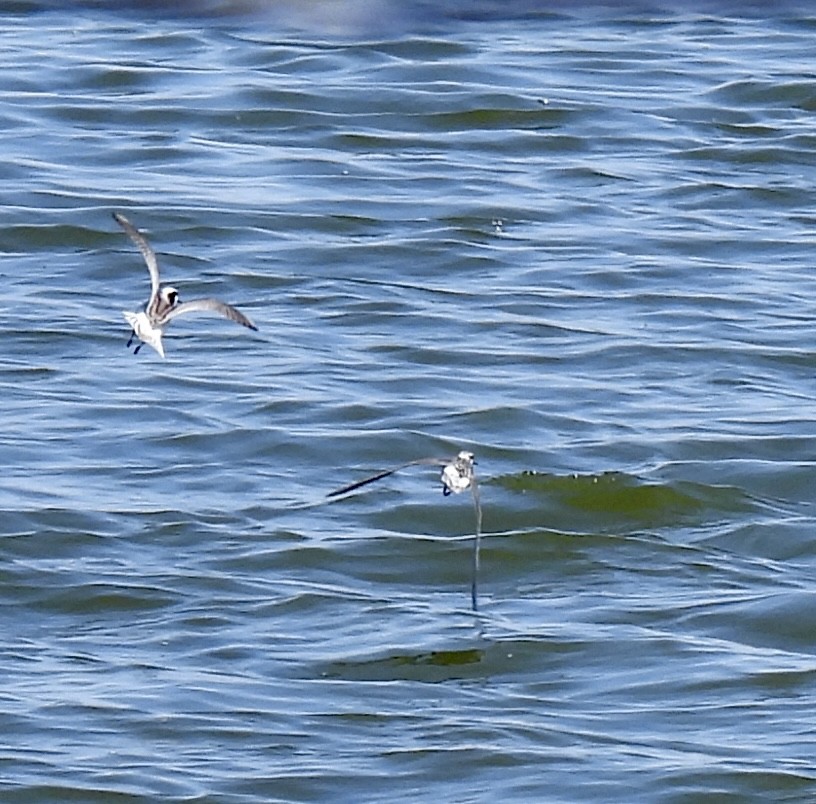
[328, 450, 484, 610]
[114, 212, 258, 358]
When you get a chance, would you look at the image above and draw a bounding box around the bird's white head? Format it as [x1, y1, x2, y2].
[160, 286, 180, 308]
[442, 451, 476, 495]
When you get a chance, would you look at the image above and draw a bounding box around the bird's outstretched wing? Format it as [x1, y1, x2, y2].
[163, 298, 258, 330]
[326, 457, 448, 498]
[468, 477, 482, 611]
[113, 212, 160, 304]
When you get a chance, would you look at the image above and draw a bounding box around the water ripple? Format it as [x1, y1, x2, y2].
[3, 4, 816, 802]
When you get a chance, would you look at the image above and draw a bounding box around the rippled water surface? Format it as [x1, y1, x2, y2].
[3, 1, 816, 801]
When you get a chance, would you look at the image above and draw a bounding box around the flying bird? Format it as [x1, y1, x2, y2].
[114, 212, 257, 357]
[328, 450, 483, 610]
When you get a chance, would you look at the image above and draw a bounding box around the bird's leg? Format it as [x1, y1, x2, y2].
[133, 342, 143, 355]
[127, 330, 136, 348]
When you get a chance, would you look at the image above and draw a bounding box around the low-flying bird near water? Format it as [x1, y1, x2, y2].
[113, 212, 258, 357]
[328, 450, 484, 610]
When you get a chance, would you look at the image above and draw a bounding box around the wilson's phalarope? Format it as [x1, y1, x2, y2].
[114, 212, 257, 358]
[328, 450, 483, 610]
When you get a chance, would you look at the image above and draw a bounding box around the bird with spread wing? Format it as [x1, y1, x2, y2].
[328, 450, 483, 610]
[114, 212, 257, 357]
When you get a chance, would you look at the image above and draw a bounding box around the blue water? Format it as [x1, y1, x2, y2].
[2, 2, 816, 801]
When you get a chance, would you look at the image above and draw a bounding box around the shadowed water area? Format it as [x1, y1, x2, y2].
[2, 1, 816, 800]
